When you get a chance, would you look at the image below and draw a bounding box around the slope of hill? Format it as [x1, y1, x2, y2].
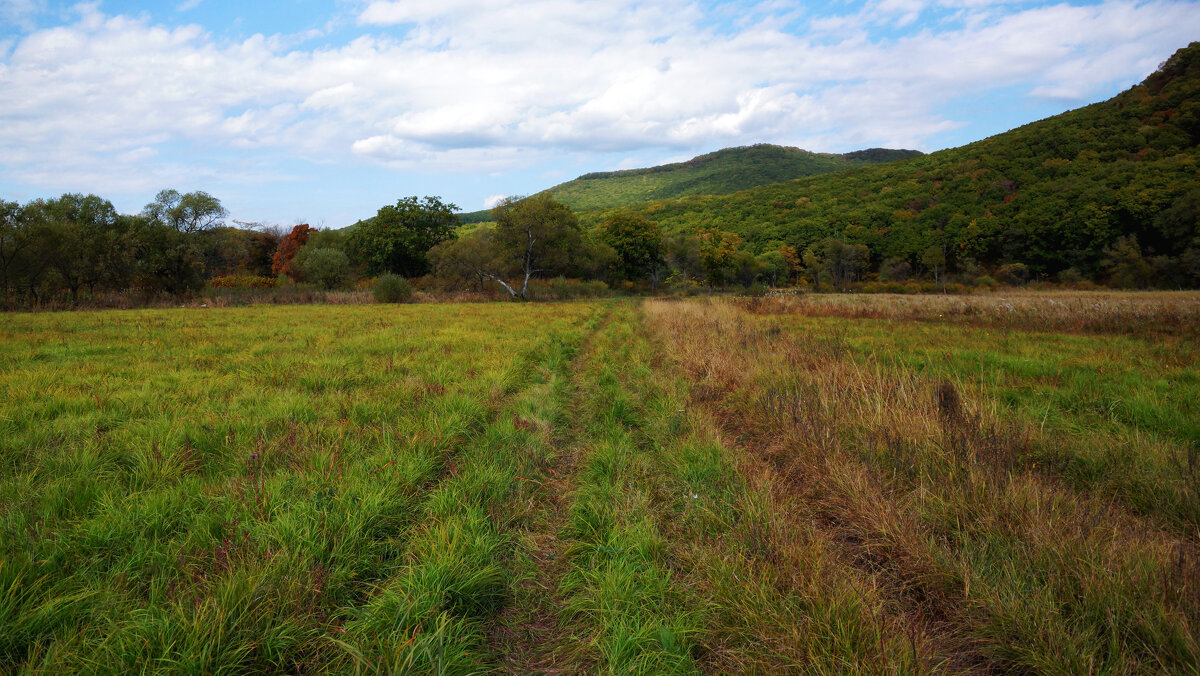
[457, 144, 921, 222]
[598, 42, 1200, 284]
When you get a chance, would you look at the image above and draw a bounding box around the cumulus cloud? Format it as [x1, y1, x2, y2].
[0, 0, 44, 29]
[0, 0, 1198, 198]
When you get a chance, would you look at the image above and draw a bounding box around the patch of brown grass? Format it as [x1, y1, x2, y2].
[738, 290, 1200, 337]
[643, 297, 1200, 673]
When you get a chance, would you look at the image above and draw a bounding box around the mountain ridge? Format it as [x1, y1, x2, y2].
[456, 144, 922, 222]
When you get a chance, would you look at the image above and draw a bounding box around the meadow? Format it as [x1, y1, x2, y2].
[0, 292, 1197, 673]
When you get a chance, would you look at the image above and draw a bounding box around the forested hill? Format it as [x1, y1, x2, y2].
[457, 144, 921, 222]
[591, 42, 1200, 286]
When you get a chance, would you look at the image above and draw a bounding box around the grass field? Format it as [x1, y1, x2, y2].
[1, 293, 1197, 673]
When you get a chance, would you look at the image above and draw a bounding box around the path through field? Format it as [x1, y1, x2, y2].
[0, 296, 1197, 673]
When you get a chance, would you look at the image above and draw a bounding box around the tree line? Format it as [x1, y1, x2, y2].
[1, 190, 252, 306]
[6, 179, 1189, 312]
[0, 184, 804, 309]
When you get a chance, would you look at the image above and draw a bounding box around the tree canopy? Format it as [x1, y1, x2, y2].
[599, 213, 663, 282]
[143, 189, 227, 233]
[492, 195, 584, 298]
[348, 196, 458, 277]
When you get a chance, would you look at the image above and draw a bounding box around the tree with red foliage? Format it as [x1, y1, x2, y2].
[271, 224, 312, 279]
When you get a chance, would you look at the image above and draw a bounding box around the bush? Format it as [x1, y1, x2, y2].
[530, 277, 612, 300]
[209, 275, 280, 289]
[550, 276, 570, 299]
[995, 263, 1030, 286]
[878, 257, 911, 282]
[293, 247, 351, 290]
[374, 274, 413, 303]
[666, 273, 702, 297]
[1056, 267, 1084, 284]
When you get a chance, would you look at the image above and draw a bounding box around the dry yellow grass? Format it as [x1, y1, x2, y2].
[750, 289, 1200, 336]
[642, 297, 1199, 673]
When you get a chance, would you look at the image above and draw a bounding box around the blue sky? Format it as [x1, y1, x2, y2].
[1, 0, 1197, 227]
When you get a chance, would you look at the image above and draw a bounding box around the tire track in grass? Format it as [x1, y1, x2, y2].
[549, 305, 703, 675]
[533, 303, 914, 673]
[330, 305, 607, 674]
[609, 303, 928, 673]
[489, 305, 614, 674]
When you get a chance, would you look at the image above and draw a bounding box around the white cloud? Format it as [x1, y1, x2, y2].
[177, 0, 203, 11]
[0, 0, 44, 30]
[482, 193, 507, 209]
[1, 0, 1198, 200]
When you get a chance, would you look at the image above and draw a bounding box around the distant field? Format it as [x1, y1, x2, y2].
[1, 293, 1197, 673]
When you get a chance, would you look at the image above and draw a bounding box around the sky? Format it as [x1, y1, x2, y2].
[1, 0, 1197, 227]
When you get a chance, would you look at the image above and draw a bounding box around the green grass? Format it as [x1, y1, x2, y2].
[0, 303, 598, 672]
[769, 314, 1200, 531]
[1, 292, 1197, 673]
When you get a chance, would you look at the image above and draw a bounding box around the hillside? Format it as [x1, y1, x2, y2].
[596, 43, 1200, 285]
[457, 144, 921, 222]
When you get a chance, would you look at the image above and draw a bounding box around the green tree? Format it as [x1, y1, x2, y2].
[23, 194, 125, 300]
[922, 245, 946, 288]
[755, 250, 788, 286]
[143, 189, 227, 233]
[348, 196, 458, 277]
[697, 228, 743, 287]
[779, 244, 802, 285]
[568, 234, 619, 282]
[0, 200, 29, 305]
[732, 250, 765, 286]
[136, 220, 206, 295]
[430, 228, 505, 292]
[878, 256, 911, 282]
[598, 212, 663, 282]
[1104, 236, 1154, 288]
[664, 232, 703, 282]
[492, 195, 583, 299]
[804, 238, 869, 291]
[138, 190, 225, 295]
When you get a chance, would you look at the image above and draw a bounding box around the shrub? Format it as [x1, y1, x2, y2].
[995, 263, 1030, 286]
[209, 275, 280, 289]
[294, 248, 351, 290]
[551, 276, 570, 299]
[374, 274, 413, 303]
[1056, 267, 1084, 284]
[585, 280, 609, 296]
[878, 257, 912, 282]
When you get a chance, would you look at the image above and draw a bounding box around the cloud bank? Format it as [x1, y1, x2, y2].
[0, 0, 1197, 205]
